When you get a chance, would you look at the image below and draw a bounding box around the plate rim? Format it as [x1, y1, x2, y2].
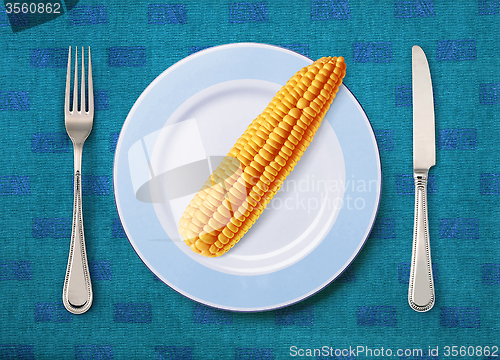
[113, 42, 382, 312]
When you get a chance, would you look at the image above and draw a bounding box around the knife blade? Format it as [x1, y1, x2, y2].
[408, 45, 436, 312]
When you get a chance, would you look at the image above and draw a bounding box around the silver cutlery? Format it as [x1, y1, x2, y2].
[408, 45, 436, 312]
[62, 46, 94, 314]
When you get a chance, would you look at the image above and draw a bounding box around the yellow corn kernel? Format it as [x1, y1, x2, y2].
[178, 56, 346, 257]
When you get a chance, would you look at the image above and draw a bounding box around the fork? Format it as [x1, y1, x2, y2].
[62, 46, 94, 314]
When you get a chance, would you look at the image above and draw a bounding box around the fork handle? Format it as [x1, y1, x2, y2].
[63, 169, 93, 314]
[408, 171, 435, 312]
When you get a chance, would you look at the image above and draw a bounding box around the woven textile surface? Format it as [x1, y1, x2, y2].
[0, 0, 499, 359]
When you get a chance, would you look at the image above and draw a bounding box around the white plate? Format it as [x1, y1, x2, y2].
[114, 43, 381, 312]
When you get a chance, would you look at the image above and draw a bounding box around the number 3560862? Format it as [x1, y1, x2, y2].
[5, 3, 61, 14]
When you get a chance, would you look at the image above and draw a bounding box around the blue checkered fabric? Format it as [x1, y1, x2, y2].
[0, 1, 499, 359]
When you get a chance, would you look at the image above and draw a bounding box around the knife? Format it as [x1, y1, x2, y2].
[409, 45, 435, 312]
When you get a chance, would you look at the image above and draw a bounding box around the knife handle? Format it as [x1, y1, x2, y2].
[408, 171, 435, 312]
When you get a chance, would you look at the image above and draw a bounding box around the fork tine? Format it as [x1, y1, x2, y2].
[65, 46, 71, 114]
[87, 47, 93, 115]
[73, 46, 78, 113]
[81, 47, 85, 113]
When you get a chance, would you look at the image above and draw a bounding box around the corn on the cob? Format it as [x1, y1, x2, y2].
[178, 56, 346, 257]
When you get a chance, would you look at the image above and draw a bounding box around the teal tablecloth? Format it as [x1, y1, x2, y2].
[1, 1, 499, 359]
